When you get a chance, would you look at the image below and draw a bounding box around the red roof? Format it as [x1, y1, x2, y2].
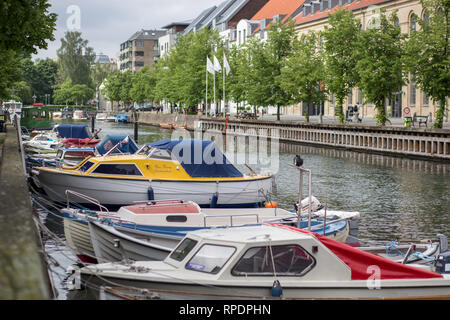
[251, 0, 303, 20]
[293, 0, 389, 26]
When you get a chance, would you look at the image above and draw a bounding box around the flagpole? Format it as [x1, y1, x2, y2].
[206, 58, 208, 116]
[213, 66, 216, 116]
[223, 55, 225, 117]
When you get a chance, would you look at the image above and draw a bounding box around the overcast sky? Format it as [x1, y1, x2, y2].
[34, 0, 224, 61]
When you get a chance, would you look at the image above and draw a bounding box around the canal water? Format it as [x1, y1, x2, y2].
[34, 119, 450, 300]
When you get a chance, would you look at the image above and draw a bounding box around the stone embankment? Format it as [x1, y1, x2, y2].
[129, 111, 450, 161]
[0, 123, 51, 299]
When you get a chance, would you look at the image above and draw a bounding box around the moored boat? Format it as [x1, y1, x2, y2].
[33, 138, 273, 208]
[62, 195, 353, 263]
[79, 224, 450, 300]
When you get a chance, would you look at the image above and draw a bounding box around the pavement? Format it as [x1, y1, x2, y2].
[256, 114, 450, 129]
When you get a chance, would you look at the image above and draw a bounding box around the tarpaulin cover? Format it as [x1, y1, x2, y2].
[147, 139, 243, 178]
[96, 134, 139, 155]
[272, 224, 443, 280]
[61, 138, 100, 147]
[56, 124, 91, 139]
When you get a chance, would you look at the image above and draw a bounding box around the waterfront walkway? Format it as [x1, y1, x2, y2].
[256, 114, 450, 129]
[0, 123, 51, 299]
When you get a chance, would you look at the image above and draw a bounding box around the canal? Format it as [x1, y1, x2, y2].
[34, 119, 450, 299]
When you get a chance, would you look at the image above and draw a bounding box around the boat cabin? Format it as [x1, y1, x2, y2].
[162, 224, 443, 281]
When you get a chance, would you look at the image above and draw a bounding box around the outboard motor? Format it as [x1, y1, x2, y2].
[297, 196, 323, 213]
[435, 252, 450, 274]
[435, 234, 450, 274]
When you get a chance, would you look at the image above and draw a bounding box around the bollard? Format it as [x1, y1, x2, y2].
[91, 115, 95, 133]
[134, 121, 138, 143]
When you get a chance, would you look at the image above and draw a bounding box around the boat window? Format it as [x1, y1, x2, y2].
[186, 244, 236, 274]
[78, 161, 95, 173]
[166, 215, 187, 223]
[231, 245, 315, 277]
[170, 238, 198, 262]
[148, 148, 172, 160]
[92, 163, 143, 176]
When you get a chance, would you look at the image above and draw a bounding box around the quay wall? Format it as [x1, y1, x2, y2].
[0, 123, 51, 299]
[198, 118, 450, 162]
[131, 112, 450, 161]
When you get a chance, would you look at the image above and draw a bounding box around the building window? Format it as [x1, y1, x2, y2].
[348, 88, 353, 105]
[358, 89, 363, 105]
[423, 92, 429, 106]
[135, 61, 144, 67]
[134, 51, 144, 56]
[410, 13, 417, 33]
[410, 81, 416, 106]
[135, 41, 144, 47]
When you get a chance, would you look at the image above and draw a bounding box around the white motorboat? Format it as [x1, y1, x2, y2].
[95, 113, 107, 121]
[79, 224, 450, 300]
[62, 192, 355, 263]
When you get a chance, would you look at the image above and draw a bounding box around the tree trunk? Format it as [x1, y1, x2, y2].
[433, 98, 446, 129]
[276, 105, 280, 121]
[335, 97, 344, 124]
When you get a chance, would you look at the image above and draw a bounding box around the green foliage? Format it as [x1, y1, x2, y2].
[244, 19, 297, 120]
[404, 0, 450, 128]
[91, 62, 114, 91]
[57, 31, 96, 88]
[0, 50, 22, 100]
[53, 78, 94, 105]
[322, 9, 361, 123]
[0, 0, 57, 54]
[280, 31, 327, 117]
[20, 57, 58, 103]
[355, 10, 406, 126]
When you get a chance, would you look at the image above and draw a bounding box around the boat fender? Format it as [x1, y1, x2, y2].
[271, 280, 283, 298]
[210, 193, 218, 208]
[147, 186, 155, 201]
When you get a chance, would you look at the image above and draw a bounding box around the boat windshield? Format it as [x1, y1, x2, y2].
[169, 238, 198, 262]
[137, 145, 172, 160]
[185, 244, 236, 274]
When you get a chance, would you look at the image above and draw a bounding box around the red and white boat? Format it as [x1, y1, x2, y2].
[79, 223, 450, 299]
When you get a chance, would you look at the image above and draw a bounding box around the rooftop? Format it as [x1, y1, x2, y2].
[127, 29, 167, 41]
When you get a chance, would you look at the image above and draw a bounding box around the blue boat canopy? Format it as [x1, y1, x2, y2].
[56, 124, 91, 139]
[96, 134, 139, 155]
[146, 139, 243, 178]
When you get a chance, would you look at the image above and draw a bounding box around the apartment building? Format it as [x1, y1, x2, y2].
[119, 29, 167, 72]
[159, 21, 191, 58]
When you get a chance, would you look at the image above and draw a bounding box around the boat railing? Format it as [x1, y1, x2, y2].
[131, 199, 201, 211]
[65, 189, 109, 214]
[203, 213, 261, 227]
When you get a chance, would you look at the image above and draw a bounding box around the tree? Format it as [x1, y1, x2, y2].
[53, 78, 74, 105]
[280, 32, 328, 122]
[91, 62, 113, 91]
[57, 31, 95, 88]
[245, 19, 297, 120]
[20, 57, 58, 103]
[0, 51, 22, 101]
[103, 70, 123, 107]
[0, 0, 57, 54]
[322, 9, 361, 123]
[130, 66, 155, 104]
[355, 10, 406, 126]
[404, 0, 450, 128]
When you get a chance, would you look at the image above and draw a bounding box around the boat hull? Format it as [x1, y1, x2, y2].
[81, 271, 450, 300]
[89, 221, 174, 263]
[36, 169, 272, 207]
